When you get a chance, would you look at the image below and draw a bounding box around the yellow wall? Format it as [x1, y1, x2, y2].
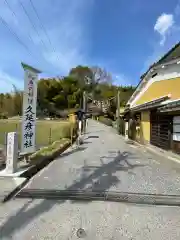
[135, 77, 180, 106]
[140, 111, 150, 144]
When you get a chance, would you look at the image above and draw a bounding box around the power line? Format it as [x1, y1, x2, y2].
[2, 2, 62, 77]
[28, 0, 60, 62]
[29, 0, 52, 47]
[1, 1, 68, 78]
[4, 0, 47, 55]
[0, 15, 33, 56]
[4, 0, 17, 19]
[17, 0, 61, 73]
[4, 0, 34, 44]
[18, 0, 48, 52]
[0, 15, 60, 77]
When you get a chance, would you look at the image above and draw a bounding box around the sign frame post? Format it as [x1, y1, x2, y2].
[21, 63, 41, 154]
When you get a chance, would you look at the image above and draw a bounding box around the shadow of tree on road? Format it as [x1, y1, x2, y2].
[68, 150, 144, 192]
[87, 135, 99, 139]
[0, 150, 145, 239]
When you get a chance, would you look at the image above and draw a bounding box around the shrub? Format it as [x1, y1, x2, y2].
[30, 138, 70, 161]
[0, 112, 8, 119]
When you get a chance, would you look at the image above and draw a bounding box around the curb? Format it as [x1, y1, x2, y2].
[16, 189, 180, 206]
[20, 141, 72, 179]
[2, 178, 28, 203]
[2, 136, 78, 203]
[145, 145, 180, 164]
[120, 135, 180, 164]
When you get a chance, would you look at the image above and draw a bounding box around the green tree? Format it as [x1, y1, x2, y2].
[0, 65, 135, 118]
[12, 85, 23, 116]
[69, 65, 93, 89]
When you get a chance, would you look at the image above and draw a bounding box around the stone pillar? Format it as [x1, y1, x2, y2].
[6, 132, 18, 174]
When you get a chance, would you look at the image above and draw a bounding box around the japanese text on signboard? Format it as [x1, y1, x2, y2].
[23, 73, 35, 149]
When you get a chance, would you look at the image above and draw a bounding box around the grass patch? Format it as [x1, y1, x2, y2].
[0, 119, 75, 148]
[30, 138, 70, 160]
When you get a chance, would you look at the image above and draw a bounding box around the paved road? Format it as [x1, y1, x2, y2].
[25, 119, 180, 194]
[0, 120, 180, 239]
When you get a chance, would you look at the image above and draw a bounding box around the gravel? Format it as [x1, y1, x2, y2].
[0, 119, 180, 239]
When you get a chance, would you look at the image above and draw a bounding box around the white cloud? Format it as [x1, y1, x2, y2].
[142, 4, 180, 74]
[154, 13, 174, 45]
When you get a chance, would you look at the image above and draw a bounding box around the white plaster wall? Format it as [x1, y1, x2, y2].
[130, 63, 180, 107]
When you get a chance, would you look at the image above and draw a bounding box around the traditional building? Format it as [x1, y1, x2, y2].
[123, 42, 180, 154]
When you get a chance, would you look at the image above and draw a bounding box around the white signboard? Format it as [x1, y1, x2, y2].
[21, 64, 40, 153]
[173, 116, 180, 142]
[6, 132, 18, 173]
[173, 133, 180, 141]
[173, 125, 180, 132]
[173, 116, 180, 124]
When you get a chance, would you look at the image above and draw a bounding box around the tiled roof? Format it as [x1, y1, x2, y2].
[158, 99, 180, 112]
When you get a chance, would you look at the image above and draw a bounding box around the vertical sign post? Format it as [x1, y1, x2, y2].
[6, 132, 18, 173]
[83, 91, 86, 133]
[116, 90, 120, 118]
[116, 90, 120, 133]
[21, 63, 41, 154]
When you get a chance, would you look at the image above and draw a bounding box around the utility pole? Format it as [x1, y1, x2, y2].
[116, 90, 120, 133]
[116, 90, 120, 118]
[83, 90, 86, 133]
[83, 91, 86, 112]
[83, 75, 91, 132]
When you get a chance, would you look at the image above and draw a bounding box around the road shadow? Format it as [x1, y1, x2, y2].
[59, 146, 87, 158]
[82, 141, 92, 144]
[68, 150, 144, 193]
[0, 150, 145, 238]
[87, 135, 99, 139]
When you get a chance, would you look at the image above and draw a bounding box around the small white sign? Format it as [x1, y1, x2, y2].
[21, 64, 40, 153]
[173, 116, 180, 124]
[173, 133, 180, 141]
[6, 132, 18, 173]
[173, 125, 180, 132]
[173, 116, 180, 142]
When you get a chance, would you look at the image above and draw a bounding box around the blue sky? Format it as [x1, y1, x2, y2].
[0, 0, 180, 92]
